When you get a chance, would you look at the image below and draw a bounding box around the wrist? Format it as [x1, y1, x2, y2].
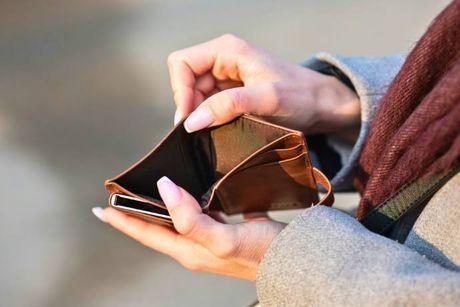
[314, 75, 361, 134]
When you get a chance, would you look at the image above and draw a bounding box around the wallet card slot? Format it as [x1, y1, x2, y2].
[106, 115, 309, 215]
[215, 151, 318, 214]
[235, 133, 305, 172]
[238, 144, 305, 171]
[253, 133, 304, 154]
[241, 151, 310, 173]
[207, 116, 294, 176]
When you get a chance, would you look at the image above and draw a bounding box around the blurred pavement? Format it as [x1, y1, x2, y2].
[0, 1, 450, 306]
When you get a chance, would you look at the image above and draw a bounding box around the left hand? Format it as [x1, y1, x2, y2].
[93, 176, 286, 280]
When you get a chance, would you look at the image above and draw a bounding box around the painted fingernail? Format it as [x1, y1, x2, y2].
[92, 207, 107, 223]
[183, 107, 214, 133]
[157, 176, 182, 208]
[174, 109, 182, 125]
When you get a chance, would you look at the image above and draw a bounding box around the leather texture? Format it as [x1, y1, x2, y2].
[105, 115, 334, 225]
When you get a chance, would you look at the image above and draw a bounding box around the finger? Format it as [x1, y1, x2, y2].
[193, 89, 205, 107]
[183, 83, 279, 133]
[243, 212, 271, 222]
[168, 35, 249, 121]
[216, 79, 243, 91]
[174, 85, 207, 125]
[207, 88, 220, 97]
[195, 72, 216, 95]
[100, 207, 186, 257]
[167, 40, 220, 119]
[157, 176, 238, 257]
[192, 73, 216, 108]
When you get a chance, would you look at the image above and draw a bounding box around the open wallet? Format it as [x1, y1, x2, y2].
[105, 114, 334, 226]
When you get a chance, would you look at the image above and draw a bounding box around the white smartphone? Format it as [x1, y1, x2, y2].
[110, 193, 171, 221]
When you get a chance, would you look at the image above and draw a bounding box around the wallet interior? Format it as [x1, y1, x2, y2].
[109, 116, 304, 209]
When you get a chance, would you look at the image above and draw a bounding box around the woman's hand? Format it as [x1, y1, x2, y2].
[93, 36, 359, 279]
[168, 34, 360, 134]
[93, 176, 286, 280]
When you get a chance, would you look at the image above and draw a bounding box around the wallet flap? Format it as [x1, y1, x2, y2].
[206, 115, 300, 177]
[105, 120, 209, 208]
[105, 115, 301, 208]
[104, 114, 333, 221]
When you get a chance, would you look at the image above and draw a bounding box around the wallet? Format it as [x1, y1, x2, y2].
[105, 114, 334, 225]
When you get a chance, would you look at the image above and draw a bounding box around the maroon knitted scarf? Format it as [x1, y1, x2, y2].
[355, 0, 460, 219]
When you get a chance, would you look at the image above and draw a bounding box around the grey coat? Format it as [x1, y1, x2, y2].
[255, 53, 460, 306]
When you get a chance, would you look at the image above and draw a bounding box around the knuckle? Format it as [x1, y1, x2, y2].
[181, 258, 203, 272]
[213, 237, 237, 258]
[264, 82, 282, 113]
[175, 213, 200, 237]
[228, 90, 250, 113]
[220, 34, 250, 53]
[167, 51, 181, 66]
[219, 33, 239, 42]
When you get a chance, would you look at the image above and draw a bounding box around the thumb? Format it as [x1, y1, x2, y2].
[157, 176, 236, 256]
[183, 84, 278, 133]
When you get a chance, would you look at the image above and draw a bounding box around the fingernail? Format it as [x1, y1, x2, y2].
[183, 107, 214, 133]
[174, 110, 182, 125]
[92, 207, 107, 223]
[157, 176, 182, 208]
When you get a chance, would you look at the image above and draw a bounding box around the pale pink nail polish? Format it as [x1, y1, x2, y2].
[174, 110, 182, 125]
[157, 176, 182, 207]
[183, 108, 214, 133]
[92, 207, 107, 223]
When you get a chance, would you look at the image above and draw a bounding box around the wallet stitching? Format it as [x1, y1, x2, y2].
[242, 114, 304, 136]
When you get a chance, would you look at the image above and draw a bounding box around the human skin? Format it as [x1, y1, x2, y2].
[93, 34, 360, 280]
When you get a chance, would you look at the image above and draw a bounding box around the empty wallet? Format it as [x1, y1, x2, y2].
[105, 114, 334, 225]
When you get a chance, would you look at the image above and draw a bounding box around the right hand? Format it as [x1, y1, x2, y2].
[167, 34, 360, 135]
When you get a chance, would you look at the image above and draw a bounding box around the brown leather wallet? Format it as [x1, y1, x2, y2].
[105, 115, 334, 225]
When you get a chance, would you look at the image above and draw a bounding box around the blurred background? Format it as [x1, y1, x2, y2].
[0, 1, 450, 306]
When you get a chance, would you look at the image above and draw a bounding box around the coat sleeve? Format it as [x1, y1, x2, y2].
[303, 54, 405, 190]
[256, 206, 460, 306]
